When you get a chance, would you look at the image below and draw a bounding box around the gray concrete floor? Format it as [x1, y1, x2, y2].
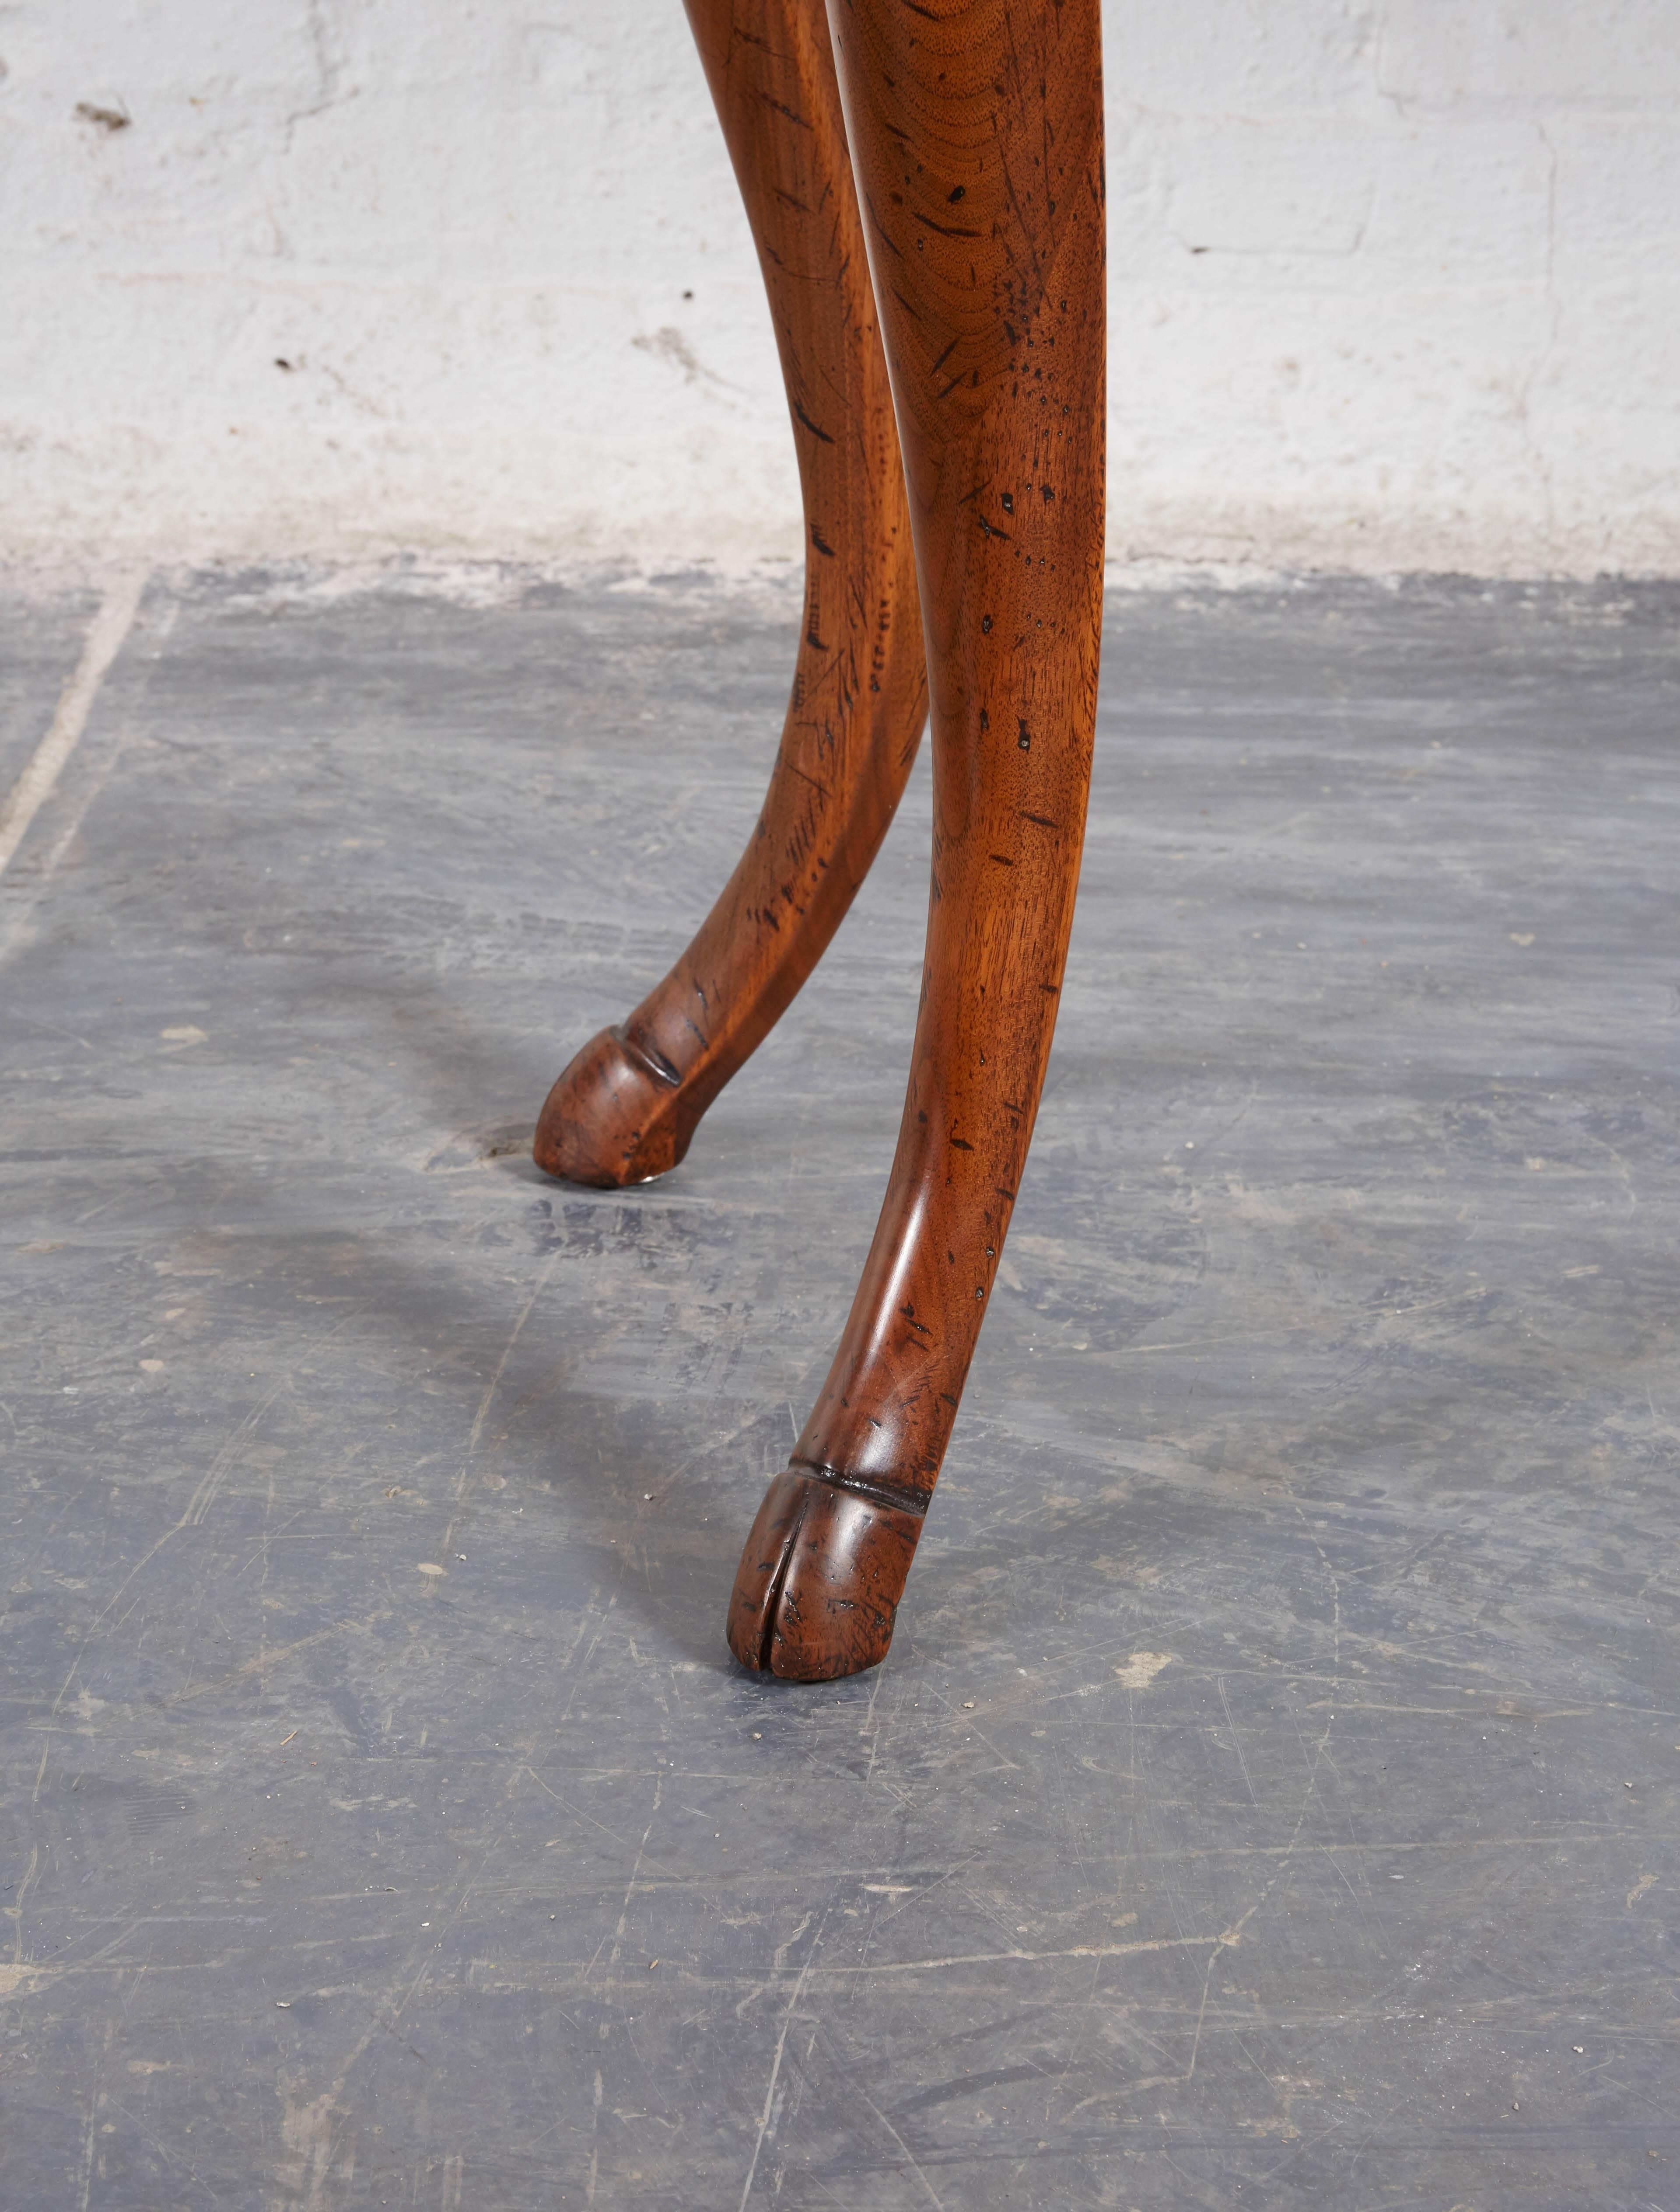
[2, 566, 1678, 2210]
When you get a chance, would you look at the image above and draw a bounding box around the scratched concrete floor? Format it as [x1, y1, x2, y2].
[2, 566, 1678, 2210]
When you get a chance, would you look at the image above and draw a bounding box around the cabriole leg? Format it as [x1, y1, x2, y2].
[728, 0, 1106, 1680]
[536, 0, 926, 1188]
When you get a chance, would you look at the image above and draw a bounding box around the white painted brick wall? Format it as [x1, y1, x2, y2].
[1, 0, 1675, 574]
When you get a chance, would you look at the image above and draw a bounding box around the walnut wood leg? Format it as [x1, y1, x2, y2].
[728, 0, 1106, 1679]
[535, 0, 926, 1189]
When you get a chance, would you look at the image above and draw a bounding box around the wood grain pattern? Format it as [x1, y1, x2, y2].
[537, 0, 1105, 1680]
[727, 0, 1107, 1678]
[534, 0, 927, 1188]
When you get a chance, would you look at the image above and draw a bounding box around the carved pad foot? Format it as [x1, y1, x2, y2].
[726, 1466, 926, 1681]
[533, 1027, 689, 1189]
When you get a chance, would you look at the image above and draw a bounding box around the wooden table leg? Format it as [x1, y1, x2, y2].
[535, 0, 927, 1189]
[728, 0, 1106, 1679]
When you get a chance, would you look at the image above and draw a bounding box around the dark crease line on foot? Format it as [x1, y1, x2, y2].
[791, 1461, 931, 1519]
[619, 1030, 681, 1088]
[758, 1492, 808, 1670]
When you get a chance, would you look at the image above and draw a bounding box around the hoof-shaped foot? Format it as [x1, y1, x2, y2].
[533, 1027, 689, 1188]
[726, 1467, 925, 1681]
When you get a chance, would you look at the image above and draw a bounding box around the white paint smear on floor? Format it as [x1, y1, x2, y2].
[0, 569, 148, 882]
